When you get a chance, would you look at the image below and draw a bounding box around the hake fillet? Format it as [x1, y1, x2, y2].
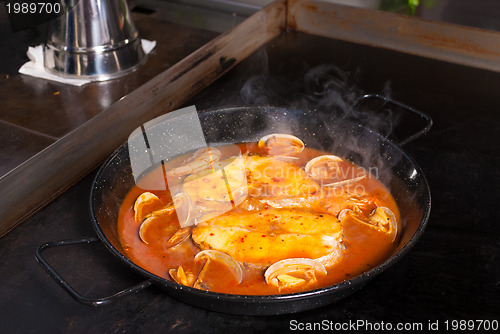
[191, 208, 342, 267]
[244, 156, 323, 209]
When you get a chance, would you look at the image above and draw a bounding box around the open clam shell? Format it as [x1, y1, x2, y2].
[304, 155, 343, 181]
[172, 192, 192, 228]
[339, 207, 398, 242]
[138, 193, 193, 243]
[169, 266, 195, 287]
[133, 192, 161, 223]
[194, 250, 244, 284]
[138, 217, 157, 244]
[258, 134, 304, 156]
[166, 226, 192, 249]
[264, 258, 327, 289]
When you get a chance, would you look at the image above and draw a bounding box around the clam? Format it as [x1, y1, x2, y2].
[133, 192, 160, 223]
[171, 192, 192, 228]
[305, 155, 366, 188]
[194, 250, 243, 285]
[169, 266, 195, 286]
[138, 216, 157, 244]
[166, 226, 192, 249]
[304, 155, 343, 181]
[264, 258, 327, 290]
[258, 134, 305, 156]
[138, 193, 193, 244]
[339, 207, 398, 242]
[142, 192, 191, 226]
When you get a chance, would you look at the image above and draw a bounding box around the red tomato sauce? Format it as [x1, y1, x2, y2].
[118, 143, 400, 295]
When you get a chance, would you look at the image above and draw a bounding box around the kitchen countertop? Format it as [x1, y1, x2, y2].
[1, 17, 499, 332]
[0, 5, 220, 178]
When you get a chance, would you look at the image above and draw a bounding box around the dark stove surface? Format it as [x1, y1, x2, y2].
[1, 32, 499, 333]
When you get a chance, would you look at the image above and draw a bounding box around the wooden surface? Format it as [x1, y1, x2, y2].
[289, 0, 500, 73]
[0, 1, 286, 236]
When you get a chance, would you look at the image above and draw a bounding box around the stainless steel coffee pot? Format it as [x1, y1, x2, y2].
[44, 0, 146, 81]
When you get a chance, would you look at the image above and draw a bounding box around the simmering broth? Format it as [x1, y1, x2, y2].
[118, 141, 400, 295]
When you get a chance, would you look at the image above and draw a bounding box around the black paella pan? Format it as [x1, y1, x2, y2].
[36, 95, 432, 315]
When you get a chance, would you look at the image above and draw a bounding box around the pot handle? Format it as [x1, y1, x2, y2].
[357, 94, 433, 146]
[35, 237, 153, 306]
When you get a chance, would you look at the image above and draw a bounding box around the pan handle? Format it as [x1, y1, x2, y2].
[35, 237, 153, 306]
[357, 94, 433, 146]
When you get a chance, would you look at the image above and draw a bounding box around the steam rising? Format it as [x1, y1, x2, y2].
[239, 49, 402, 185]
